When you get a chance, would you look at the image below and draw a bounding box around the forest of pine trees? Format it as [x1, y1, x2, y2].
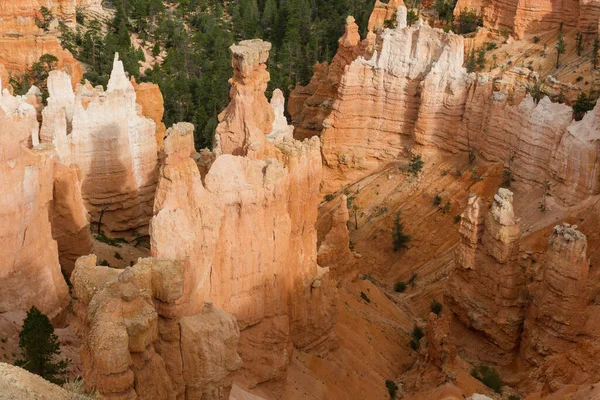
[59, 0, 375, 149]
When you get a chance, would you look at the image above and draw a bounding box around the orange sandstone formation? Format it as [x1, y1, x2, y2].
[454, 0, 600, 38]
[446, 189, 525, 357]
[520, 223, 589, 364]
[72, 255, 242, 399]
[41, 56, 158, 233]
[132, 79, 167, 148]
[151, 40, 337, 388]
[0, 0, 82, 85]
[0, 87, 69, 320]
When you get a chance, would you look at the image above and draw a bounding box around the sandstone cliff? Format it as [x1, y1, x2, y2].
[0, 0, 82, 85]
[151, 40, 337, 388]
[446, 189, 526, 358]
[520, 223, 589, 364]
[72, 255, 242, 399]
[41, 56, 158, 233]
[132, 79, 167, 148]
[0, 87, 69, 320]
[454, 0, 600, 38]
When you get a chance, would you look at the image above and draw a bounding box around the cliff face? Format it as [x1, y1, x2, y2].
[133, 80, 167, 148]
[320, 9, 465, 193]
[41, 57, 158, 233]
[72, 255, 242, 400]
[454, 0, 600, 38]
[446, 189, 526, 356]
[520, 223, 589, 364]
[151, 40, 336, 388]
[0, 88, 69, 320]
[0, 0, 82, 85]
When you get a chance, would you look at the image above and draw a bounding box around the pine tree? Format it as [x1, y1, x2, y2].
[15, 306, 70, 384]
[555, 32, 566, 69]
[392, 211, 411, 251]
[576, 31, 583, 56]
[466, 46, 477, 73]
[593, 36, 599, 70]
[476, 48, 486, 71]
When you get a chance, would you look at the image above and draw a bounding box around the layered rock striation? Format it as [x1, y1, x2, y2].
[520, 223, 590, 364]
[446, 189, 526, 356]
[454, 0, 600, 38]
[72, 255, 242, 399]
[151, 40, 337, 387]
[0, 86, 71, 320]
[0, 0, 82, 85]
[41, 56, 158, 233]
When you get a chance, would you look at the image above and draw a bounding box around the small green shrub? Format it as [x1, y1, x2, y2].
[324, 194, 335, 202]
[411, 325, 424, 341]
[471, 365, 503, 394]
[385, 380, 398, 399]
[442, 202, 452, 214]
[430, 300, 443, 315]
[394, 281, 407, 293]
[433, 195, 442, 206]
[409, 338, 420, 350]
[454, 215, 462, 224]
[113, 252, 123, 260]
[360, 292, 371, 303]
[409, 154, 424, 176]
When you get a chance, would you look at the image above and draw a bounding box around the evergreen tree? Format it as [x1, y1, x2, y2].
[15, 306, 70, 384]
[466, 46, 477, 73]
[576, 31, 583, 56]
[476, 47, 486, 71]
[555, 32, 566, 69]
[392, 211, 411, 251]
[593, 36, 599, 70]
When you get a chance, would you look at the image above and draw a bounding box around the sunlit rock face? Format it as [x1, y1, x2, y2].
[0, 88, 69, 320]
[41, 56, 159, 233]
[71, 255, 242, 400]
[151, 40, 337, 388]
[446, 189, 526, 356]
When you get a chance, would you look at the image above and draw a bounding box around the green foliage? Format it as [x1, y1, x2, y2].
[466, 47, 477, 73]
[555, 32, 566, 68]
[392, 211, 411, 251]
[456, 8, 482, 34]
[409, 154, 424, 176]
[36, 7, 53, 31]
[360, 291, 371, 303]
[430, 300, 443, 315]
[573, 92, 597, 121]
[15, 307, 70, 384]
[476, 47, 486, 71]
[471, 365, 503, 394]
[454, 215, 462, 224]
[409, 325, 424, 350]
[113, 252, 123, 260]
[528, 78, 545, 104]
[407, 10, 419, 26]
[442, 202, 452, 214]
[435, 0, 457, 23]
[394, 281, 407, 293]
[9, 53, 58, 103]
[76, 7, 85, 25]
[324, 194, 335, 202]
[95, 231, 128, 247]
[433, 195, 442, 206]
[508, 396, 520, 400]
[576, 31, 583, 56]
[385, 380, 398, 399]
[593, 36, 599, 70]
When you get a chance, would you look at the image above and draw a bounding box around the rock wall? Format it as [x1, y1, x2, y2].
[445, 189, 526, 356]
[319, 9, 465, 193]
[151, 40, 337, 388]
[0, 0, 82, 85]
[133, 79, 167, 148]
[520, 223, 589, 364]
[41, 57, 158, 233]
[71, 255, 242, 400]
[454, 0, 600, 38]
[0, 88, 69, 320]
